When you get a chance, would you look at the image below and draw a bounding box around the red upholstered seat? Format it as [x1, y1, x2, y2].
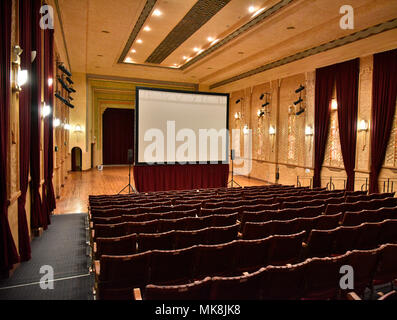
[262, 260, 309, 300]
[149, 246, 197, 285]
[235, 238, 272, 273]
[98, 251, 151, 300]
[266, 231, 306, 266]
[193, 241, 239, 279]
[303, 253, 349, 300]
[138, 231, 176, 252]
[210, 268, 264, 300]
[96, 233, 137, 259]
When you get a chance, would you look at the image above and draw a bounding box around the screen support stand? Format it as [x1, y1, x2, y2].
[228, 158, 241, 188]
[118, 162, 137, 194]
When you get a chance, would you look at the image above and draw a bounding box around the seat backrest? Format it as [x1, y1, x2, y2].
[207, 223, 240, 244]
[174, 228, 209, 249]
[99, 251, 151, 288]
[126, 220, 159, 234]
[94, 222, 127, 239]
[267, 231, 306, 266]
[138, 230, 176, 252]
[96, 233, 137, 259]
[305, 227, 339, 258]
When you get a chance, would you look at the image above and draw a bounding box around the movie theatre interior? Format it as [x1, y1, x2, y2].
[1, 0, 397, 302]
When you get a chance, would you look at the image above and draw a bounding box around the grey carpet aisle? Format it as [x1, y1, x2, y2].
[0, 214, 94, 300]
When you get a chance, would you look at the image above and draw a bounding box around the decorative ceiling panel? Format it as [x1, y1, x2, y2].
[145, 0, 231, 64]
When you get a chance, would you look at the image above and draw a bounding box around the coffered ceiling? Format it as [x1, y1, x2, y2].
[50, 0, 397, 89]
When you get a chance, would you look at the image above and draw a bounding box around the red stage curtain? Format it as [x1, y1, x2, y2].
[0, 0, 20, 276]
[369, 49, 397, 193]
[45, 27, 56, 213]
[102, 108, 134, 165]
[41, 22, 55, 227]
[313, 65, 336, 188]
[335, 58, 359, 191]
[17, 0, 33, 262]
[30, 0, 44, 229]
[133, 164, 229, 192]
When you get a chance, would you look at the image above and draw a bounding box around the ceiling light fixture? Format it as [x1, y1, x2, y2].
[193, 47, 200, 52]
[137, 39, 143, 44]
[211, 39, 219, 46]
[183, 56, 188, 60]
[248, 6, 256, 13]
[124, 57, 133, 63]
[207, 37, 214, 42]
[131, 49, 136, 53]
[143, 26, 151, 31]
[153, 9, 162, 16]
[252, 7, 265, 17]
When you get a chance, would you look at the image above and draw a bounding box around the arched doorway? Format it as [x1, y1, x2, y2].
[71, 147, 82, 171]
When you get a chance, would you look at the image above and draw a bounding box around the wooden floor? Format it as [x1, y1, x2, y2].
[54, 166, 267, 214]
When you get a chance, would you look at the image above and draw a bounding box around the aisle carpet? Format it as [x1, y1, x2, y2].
[0, 214, 93, 300]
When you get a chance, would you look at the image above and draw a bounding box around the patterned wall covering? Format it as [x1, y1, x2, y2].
[384, 100, 397, 168]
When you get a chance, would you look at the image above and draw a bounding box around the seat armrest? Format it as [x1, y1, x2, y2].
[346, 292, 361, 300]
[133, 288, 142, 300]
[94, 260, 100, 277]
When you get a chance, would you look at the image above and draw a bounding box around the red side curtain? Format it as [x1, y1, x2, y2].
[30, 0, 44, 229]
[313, 65, 336, 188]
[0, 0, 20, 276]
[369, 49, 397, 193]
[45, 28, 56, 213]
[17, 0, 33, 262]
[41, 23, 55, 227]
[335, 58, 360, 191]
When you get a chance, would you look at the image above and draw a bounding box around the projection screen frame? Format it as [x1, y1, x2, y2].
[134, 86, 230, 166]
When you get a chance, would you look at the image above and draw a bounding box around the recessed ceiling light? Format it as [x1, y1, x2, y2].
[131, 49, 136, 53]
[197, 49, 204, 54]
[207, 37, 214, 42]
[183, 56, 188, 60]
[211, 39, 219, 45]
[153, 9, 162, 16]
[193, 47, 200, 52]
[252, 7, 265, 17]
[143, 26, 151, 31]
[248, 6, 256, 13]
[125, 57, 133, 63]
[137, 39, 143, 44]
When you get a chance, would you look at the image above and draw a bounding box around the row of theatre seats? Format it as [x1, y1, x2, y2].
[87, 185, 397, 300]
[141, 244, 397, 300]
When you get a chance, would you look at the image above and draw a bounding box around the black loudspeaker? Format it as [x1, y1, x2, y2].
[127, 149, 133, 164]
[231, 149, 235, 161]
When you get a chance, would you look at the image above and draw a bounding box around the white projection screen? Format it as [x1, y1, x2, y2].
[135, 87, 229, 165]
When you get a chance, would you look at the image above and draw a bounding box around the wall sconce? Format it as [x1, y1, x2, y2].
[269, 125, 276, 152]
[41, 103, 51, 118]
[234, 112, 241, 120]
[53, 118, 61, 128]
[358, 119, 368, 151]
[243, 125, 250, 135]
[48, 78, 53, 87]
[305, 125, 313, 151]
[331, 99, 338, 110]
[64, 124, 71, 131]
[11, 45, 28, 92]
[358, 120, 368, 132]
[257, 109, 265, 118]
[74, 124, 83, 133]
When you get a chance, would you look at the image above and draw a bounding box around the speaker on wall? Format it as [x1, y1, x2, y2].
[127, 149, 133, 164]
